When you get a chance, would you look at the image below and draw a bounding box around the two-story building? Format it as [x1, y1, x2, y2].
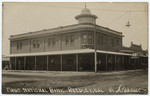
[7, 7, 147, 71]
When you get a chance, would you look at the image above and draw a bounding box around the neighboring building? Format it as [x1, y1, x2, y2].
[121, 42, 148, 56]
[7, 7, 148, 71]
[2, 56, 10, 70]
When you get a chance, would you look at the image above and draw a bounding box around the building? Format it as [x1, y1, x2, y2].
[7, 7, 148, 71]
[2, 56, 10, 70]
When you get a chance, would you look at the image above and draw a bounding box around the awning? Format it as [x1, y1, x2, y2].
[97, 50, 132, 56]
[6, 49, 94, 57]
[5, 49, 132, 57]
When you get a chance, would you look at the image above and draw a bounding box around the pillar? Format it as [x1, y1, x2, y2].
[35, 56, 36, 70]
[15, 57, 16, 70]
[60, 55, 62, 71]
[106, 54, 107, 71]
[115, 55, 116, 70]
[47, 56, 49, 71]
[76, 54, 78, 71]
[24, 57, 26, 70]
[122, 55, 124, 70]
[129, 56, 131, 70]
[94, 51, 97, 73]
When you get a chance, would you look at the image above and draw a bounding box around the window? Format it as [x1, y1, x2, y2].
[48, 37, 56, 47]
[88, 34, 92, 44]
[65, 35, 75, 46]
[98, 35, 103, 46]
[70, 35, 74, 45]
[116, 40, 119, 46]
[16, 42, 22, 50]
[111, 38, 114, 47]
[82, 34, 92, 44]
[65, 36, 69, 46]
[33, 40, 40, 48]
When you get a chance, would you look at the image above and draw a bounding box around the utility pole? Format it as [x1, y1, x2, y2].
[94, 21, 97, 73]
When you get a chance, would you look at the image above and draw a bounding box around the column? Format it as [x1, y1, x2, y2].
[35, 56, 36, 70]
[24, 57, 26, 70]
[15, 57, 16, 70]
[60, 55, 62, 71]
[129, 57, 130, 70]
[115, 55, 116, 70]
[122, 55, 124, 70]
[94, 52, 97, 73]
[47, 55, 49, 71]
[76, 54, 78, 71]
[106, 54, 107, 71]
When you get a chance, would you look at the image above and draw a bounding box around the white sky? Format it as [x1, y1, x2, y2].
[2, 2, 148, 55]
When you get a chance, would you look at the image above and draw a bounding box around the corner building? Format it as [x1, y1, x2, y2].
[8, 7, 147, 71]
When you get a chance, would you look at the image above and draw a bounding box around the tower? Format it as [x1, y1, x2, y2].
[75, 7, 98, 24]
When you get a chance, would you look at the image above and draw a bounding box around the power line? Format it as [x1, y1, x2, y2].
[4, 7, 37, 30]
[106, 3, 138, 27]
[106, 11, 129, 26]
[13, 2, 147, 12]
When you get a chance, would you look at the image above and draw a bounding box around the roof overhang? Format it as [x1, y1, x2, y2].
[6, 49, 132, 57]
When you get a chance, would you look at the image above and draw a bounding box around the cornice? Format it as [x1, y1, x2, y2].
[9, 23, 123, 40]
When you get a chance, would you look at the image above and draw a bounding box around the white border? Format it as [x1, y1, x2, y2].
[0, 0, 149, 96]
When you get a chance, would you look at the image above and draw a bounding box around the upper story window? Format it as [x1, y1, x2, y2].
[33, 40, 40, 48]
[16, 42, 22, 50]
[116, 40, 119, 46]
[111, 38, 114, 47]
[65, 35, 75, 46]
[98, 35, 103, 46]
[82, 34, 92, 44]
[48, 37, 56, 47]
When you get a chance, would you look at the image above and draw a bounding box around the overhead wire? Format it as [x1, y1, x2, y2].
[12, 2, 146, 12]
[3, 6, 37, 30]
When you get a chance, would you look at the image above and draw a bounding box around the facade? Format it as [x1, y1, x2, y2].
[2, 56, 10, 70]
[7, 7, 148, 71]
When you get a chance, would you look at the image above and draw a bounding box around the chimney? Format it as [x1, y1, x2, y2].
[131, 42, 133, 45]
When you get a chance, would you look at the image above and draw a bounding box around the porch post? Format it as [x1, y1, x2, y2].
[115, 55, 116, 70]
[122, 55, 124, 70]
[94, 22, 97, 73]
[129, 57, 130, 70]
[24, 57, 26, 70]
[94, 52, 97, 72]
[76, 54, 78, 71]
[106, 54, 107, 71]
[35, 56, 36, 70]
[15, 57, 16, 70]
[47, 55, 48, 71]
[60, 55, 62, 71]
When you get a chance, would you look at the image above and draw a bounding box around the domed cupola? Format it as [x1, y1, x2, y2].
[75, 7, 98, 24]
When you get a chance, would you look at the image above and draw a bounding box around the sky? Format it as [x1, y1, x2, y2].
[2, 2, 148, 56]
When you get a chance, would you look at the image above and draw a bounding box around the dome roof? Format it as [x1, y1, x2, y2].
[81, 7, 91, 14]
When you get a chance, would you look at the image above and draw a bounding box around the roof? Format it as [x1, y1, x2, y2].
[10, 23, 123, 40]
[6, 49, 132, 57]
[81, 7, 91, 14]
[130, 44, 142, 51]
